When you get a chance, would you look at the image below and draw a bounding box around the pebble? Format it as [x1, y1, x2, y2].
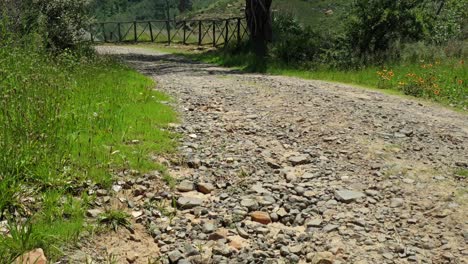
[334, 190, 365, 203]
[197, 182, 215, 194]
[177, 196, 203, 209]
[390, 198, 404, 208]
[288, 155, 310, 165]
[177, 180, 195, 192]
[250, 211, 272, 225]
[86, 209, 102, 218]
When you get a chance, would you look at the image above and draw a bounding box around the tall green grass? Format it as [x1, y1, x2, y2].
[0, 43, 177, 262]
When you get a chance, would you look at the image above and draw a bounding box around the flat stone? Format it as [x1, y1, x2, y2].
[334, 190, 365, 203]
[250, 211, 272, 225]
[168, 250, 183, 263]
[177, 180, 194, 192]
[365, 189, 380, 196]
[322, 224, 339, 233]
[131, 211, 143, 218]
[177, 196, 203, 209]
[208, 228, 229, 240]
[276, 208, 288, 218]
[197, 182, 215, 194]
[323, 136, 338, 142]
[202, 221, 216, 233]
[311, 251, 334, 264]
[265, 158, 281, 169]
[240, 198, 258, 210]
[390, 198, 404, 208]
[251, 184, 270, 194]
[306, 218, 323, 227]
[228, 235, 249, 250]
[14, 248, 47, 264]
[112, 185, 122, 192]
[288, 155, 310, 166]
[126, 252, 138, 263]
[86, 209, 103, 218]
[289, 244, 303, 254]
[302, 172, 316, 179]
[383, 253, 394, 260]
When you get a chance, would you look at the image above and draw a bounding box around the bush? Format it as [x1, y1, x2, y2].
[270, 13, 326, 67]
[1, 0, 91, 50]
[345, 0, 429, 64]
[428, 0, 467, 44]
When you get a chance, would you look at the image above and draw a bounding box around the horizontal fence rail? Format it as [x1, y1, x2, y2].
[90, 17, 249, 47]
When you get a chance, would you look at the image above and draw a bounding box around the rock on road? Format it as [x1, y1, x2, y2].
[96, 46, 467, 264]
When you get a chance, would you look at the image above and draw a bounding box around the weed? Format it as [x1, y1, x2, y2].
[455, 168, 468, 178]
[238, 169, 248, 178]
[162, 173, 177, 189]
[98, 210, 131, 231]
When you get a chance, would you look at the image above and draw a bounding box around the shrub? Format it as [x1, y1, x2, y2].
[1, 0, 91, 50]
[428, 0, 467, 44]
[345, 0, 429, 64]
[270, 13, 326, 67]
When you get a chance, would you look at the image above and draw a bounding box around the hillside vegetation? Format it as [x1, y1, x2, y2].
[181, 0, 352, 33]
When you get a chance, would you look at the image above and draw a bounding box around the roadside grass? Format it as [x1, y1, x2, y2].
[98, 210, 132, 231]
[136, 44, 466, 110]
[0, 44, 177, 262]
[455, 169, 468, 178]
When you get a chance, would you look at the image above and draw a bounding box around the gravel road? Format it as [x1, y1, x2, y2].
[92, 45, 467, 264]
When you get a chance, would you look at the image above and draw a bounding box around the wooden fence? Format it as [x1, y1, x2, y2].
[90, 17, 249, 47]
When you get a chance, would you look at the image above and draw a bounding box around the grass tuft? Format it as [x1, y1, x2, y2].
[98, 210, 132, 231]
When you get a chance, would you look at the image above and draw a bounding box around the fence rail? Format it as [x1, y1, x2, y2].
[90, 17, 249, 47]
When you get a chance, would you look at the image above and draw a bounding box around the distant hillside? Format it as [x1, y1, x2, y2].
[179, 0, 353, 33]
[91, 0, 353, 33]
[179, 0, 245, 20]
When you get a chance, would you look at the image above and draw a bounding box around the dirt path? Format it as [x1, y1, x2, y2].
[92, 46, 467, 264]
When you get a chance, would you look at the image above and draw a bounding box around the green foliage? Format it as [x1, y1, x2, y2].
[2, 0, 91, 50]
[90, 0, 182, 21]
[270, 13, 323, 65]
[428, 0, 468, 44]
[455, 168, 468, 178]
[345, 0, 428, 63]
[98, 210, 131, 231]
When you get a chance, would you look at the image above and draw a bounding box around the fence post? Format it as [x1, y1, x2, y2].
[166, 20, 171, 45]
[149, 22, 154, 42]
[224, 19, 229, 46]
[237, 18, 241, 46]
[102, 23, 107, 42]
[133, 21, 137, 42]
[198, 20, 202, 45]
[212, 20, 216, 47]
[118, 23, 122, 42]
[183, 21, 187, 45]
[90, 25, 94, 43]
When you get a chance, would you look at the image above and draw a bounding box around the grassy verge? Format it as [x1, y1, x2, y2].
[136, 43, 466, 110]
[0, 45, 177, 262]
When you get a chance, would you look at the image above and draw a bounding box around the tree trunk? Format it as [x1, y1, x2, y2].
[245, 0, 272, 61]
